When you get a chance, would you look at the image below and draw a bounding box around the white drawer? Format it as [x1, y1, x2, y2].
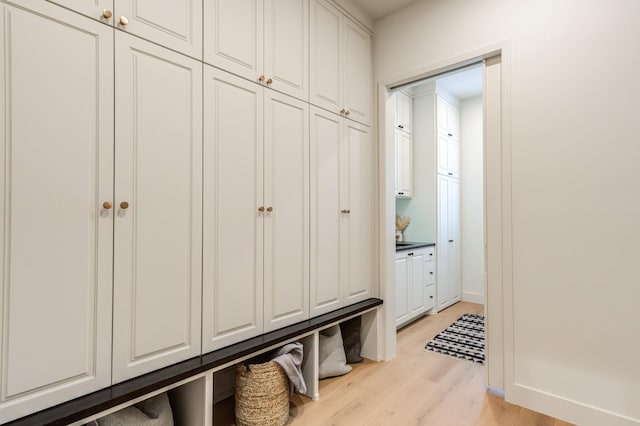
[423, 245, 435, 260]
[425, 260, 435, 285]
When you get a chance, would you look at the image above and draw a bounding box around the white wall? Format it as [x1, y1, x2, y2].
[460, 96, 484, 303]
[375, 1, 640, 425]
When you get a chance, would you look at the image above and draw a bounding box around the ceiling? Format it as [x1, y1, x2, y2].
[350, 0, 417, 21]
[435, 66, 483, 100]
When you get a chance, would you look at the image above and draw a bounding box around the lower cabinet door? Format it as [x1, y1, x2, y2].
[395, 255, 410, 325]
[112, 33, 203, 383]
[0, 3, 114, 422]
[409, 251, 426, 315]
[202, 66, 264, 352]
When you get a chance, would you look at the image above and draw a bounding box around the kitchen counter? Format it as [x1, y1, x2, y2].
[395, 241, 435, 252]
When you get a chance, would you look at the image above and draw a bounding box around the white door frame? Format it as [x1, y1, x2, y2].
[376, 41, 512, 393]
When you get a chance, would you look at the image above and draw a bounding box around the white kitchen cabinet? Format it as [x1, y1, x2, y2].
[395, 129, 413, 198]
[203, 67, 310, 350]
[437, 175, 461, 311]
[204, 0, 309, 101]
[47, 0, 203, 59]
[0, 2, 114, 422]
[437, 95, 460, 140]
[310, 0, 371, 125]
[395, 91, 413, 133]
[310, 106, 373, 317]
[111, 33, 203, 383]
[395, 247, 434, 328]
[437, 133, 460, 178]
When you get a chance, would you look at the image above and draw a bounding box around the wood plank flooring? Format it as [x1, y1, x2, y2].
[214, 302, 573, 426]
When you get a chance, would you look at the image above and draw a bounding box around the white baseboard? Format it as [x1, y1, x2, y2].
[461, 291, 484, 304]
[508, 383, 640, 426]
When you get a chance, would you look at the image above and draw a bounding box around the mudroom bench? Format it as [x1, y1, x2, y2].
[8, 298, 383, 426]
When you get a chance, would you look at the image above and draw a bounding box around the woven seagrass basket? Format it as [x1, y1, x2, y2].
[235, 361, 290, 426]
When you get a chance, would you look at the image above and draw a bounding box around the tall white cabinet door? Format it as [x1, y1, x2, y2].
[395, 255, 409, 325]
[342, 18, 371, 126]
[264, 0, 309, 101]
[203, 67, 264, 352]
[409, 252, 426, 315]
[310, 0, 341, 114]
[47, 0, 114, 23]
[310, 107, 342, 316]
[396, 130, 413, 196]
[343, 121, 373, 304]
[447, 178, 462, 304]
[263, 92, 309, 332]
[112, 33, 202, 383]
[437, 175, 450, 311]
[0, 3, 113, 422]
[204, 0, 264, 83]
[115, 0, 202, 59]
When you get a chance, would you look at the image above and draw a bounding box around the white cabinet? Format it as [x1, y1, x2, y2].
[48, 0, 203, 59]
[437, 175, 461, 311]
[395, 246, 434, 328]
[395, 91, 413, 133]
[437, 95, 460, 140]
[437, 133, 460, 178]
[310, 107, 373, 317]
[395, 129, 413, 198]
[111, 33, 203, 383]
[203, 67, 310, 351]
[204, 0, 309, 101]
[310, 0, 371, 125]
[0, 3, 114, 422]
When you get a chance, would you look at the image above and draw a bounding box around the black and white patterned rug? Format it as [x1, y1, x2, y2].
[425, 313, 485, 364]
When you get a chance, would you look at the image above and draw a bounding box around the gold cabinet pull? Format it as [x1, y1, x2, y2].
[340, 109, 346, 115]
[258, 206, 265, 212]
[344, 110, 350, 116]
[103, 201, 113, 210]
[102, 9, 113, 19]
[258, 75, 265, 82]
[120, 201, 129, 209]
[119, 16, 129, 26]
[266, 206, 273, 212]
[341, 209, 351, 214]
[266, 78, 273, 85]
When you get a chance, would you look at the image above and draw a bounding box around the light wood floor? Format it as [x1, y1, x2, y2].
[215, 302, 573, 426]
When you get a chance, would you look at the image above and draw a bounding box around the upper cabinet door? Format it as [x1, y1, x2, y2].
[0, 3, 113, 422]
[396, 91, 413, 133]
[115, 0, 203, 59]
[204, 0, 264, 83]
[310, 0, 341, 113]
[112, 33, 203, 384]
[47, 0, 114, 23]
[342, 18, 371, 126]
[264, 0, 309, 101]
[203, 67, 264, 352]
[263, 91, 310, 332]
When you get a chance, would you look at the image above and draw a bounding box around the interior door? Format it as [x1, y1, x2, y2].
[0, 3, 113, 421]
[115, 0, 202, 59]
[112, 33, 202, 383]
[263, 91, 310, 331]
[203, 67, 264, 351]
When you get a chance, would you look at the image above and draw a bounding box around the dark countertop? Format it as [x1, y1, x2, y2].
[395, 241, 436, 252]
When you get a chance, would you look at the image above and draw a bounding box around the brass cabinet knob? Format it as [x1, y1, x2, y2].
[258, 75, 265, 82]
[341, 209, 351, 214]
[344, 110, 350, 116]
[266, 206, 273, 212]
[102, 9, 113, 19]
[119, 16, 129, 26]
[103, 201, 113, 210]
[340, 109, 346, 115]
[266, 78, 273, 85]
[258, 206, 265, 212]
[120, 201, 129, 209]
